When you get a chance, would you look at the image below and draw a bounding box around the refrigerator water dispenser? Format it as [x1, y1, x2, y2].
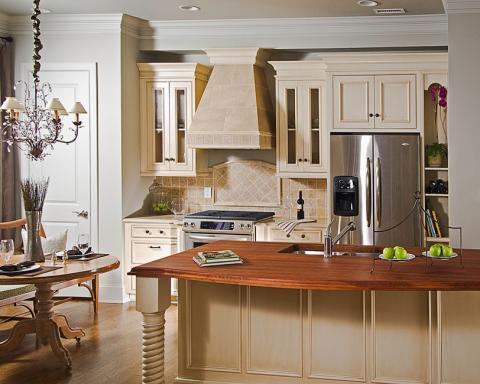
[333, 176, 359, 216]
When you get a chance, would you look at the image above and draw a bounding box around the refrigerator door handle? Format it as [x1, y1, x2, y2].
[376, 157, 382, 228]
[366, 157, 372, 228]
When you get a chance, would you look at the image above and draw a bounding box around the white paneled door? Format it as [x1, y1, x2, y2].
[20, 63, 97, 250]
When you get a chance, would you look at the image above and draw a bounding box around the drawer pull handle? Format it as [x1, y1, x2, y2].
[145, 230, 150, 234]
[149, 246, 162, 249]
[159, 230, 164, 234]
[301, 234, 306, 238]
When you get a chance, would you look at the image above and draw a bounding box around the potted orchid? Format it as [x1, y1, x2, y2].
[426, 83, 448, 167]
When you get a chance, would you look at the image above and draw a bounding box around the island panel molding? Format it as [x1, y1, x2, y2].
[185, 281, 242, 373]
[245, 286, 303, 377]
[306, 290, 366, 381]
[371, 291, 430, 384]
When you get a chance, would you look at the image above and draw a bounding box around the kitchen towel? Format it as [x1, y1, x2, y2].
[276, 219, 316, 237]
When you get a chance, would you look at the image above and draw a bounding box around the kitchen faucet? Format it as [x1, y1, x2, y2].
[324, 219, 356, 258]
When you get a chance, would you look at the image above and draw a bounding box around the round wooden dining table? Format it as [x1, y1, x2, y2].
[0, 255, 119, 368]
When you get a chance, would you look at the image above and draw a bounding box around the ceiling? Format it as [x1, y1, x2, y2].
[0, 0, 445, 20]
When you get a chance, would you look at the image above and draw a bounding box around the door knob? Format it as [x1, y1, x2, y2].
[73, 210, 89, 219]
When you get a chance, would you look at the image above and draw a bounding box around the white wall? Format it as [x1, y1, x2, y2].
[448, 12, 480, 248]
[13, 30, 126, 302]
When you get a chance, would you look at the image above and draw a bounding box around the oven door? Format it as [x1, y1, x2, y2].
[184, 232, 252, 250]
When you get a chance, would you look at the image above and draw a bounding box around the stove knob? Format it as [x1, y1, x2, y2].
[190, 222, 195, 227]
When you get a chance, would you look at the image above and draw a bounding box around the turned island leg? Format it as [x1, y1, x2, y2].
[136, 277, 171, 384]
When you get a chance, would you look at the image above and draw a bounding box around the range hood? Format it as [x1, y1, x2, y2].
[187, 48, 275, 149]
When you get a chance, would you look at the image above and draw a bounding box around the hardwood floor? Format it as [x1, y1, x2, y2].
[0, 301, 178, 383]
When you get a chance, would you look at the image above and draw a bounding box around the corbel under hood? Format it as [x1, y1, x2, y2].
[186, 48, 275, 150]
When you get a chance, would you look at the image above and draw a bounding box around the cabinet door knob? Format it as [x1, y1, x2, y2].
[170, 157, 175, 161]
[298, 158, 303, 162]
[375, 113, 380, 118]
[159, 230, 164, 234]
[301, 234, 306, 238]
[145, 230, 150, 234]
[369, 113, 374, 117]
[304, 158, 308, 162]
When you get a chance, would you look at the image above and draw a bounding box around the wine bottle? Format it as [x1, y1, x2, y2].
[296, 191, 305, 220]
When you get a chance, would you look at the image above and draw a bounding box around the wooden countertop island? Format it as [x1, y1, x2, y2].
[130, 241, 480, 290]
[130, 241, 480, 384]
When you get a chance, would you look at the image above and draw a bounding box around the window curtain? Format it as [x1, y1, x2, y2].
[0, 38, 21, 242]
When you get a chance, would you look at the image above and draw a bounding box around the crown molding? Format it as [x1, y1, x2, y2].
[138, 14, 448, 49]
[443, 0, 480, 13]
[7, 13, 125, 35]
[3, 13, 447, 49]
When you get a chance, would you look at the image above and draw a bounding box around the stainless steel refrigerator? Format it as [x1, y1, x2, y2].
[330, 133, 421, 247]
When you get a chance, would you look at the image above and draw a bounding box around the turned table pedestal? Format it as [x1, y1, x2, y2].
[0, 255, 119, 367]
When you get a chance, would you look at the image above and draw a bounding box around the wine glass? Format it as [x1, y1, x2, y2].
[77, 233, 90, 255]
[0, 239, 14, 264]
[169, 200, 185, 217]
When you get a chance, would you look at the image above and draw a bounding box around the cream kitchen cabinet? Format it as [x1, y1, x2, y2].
[123, 216, 182, 300]
[270, 61, 328, 177]
[333, 74, 417, 130]
[138, 63, 210, 176]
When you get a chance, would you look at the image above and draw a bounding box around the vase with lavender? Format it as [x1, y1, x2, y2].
[20, 178, 49, 262]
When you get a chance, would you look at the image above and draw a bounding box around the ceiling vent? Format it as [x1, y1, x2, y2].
[373, 8, 406, 15]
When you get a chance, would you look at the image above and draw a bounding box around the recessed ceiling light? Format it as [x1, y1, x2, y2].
[357, 0, 378, 6]
[179, 5, 200, 11]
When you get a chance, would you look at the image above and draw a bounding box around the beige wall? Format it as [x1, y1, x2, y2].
[448, 12, 480, 248]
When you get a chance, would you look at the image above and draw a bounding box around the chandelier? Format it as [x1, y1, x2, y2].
[0, 0, 87, 161]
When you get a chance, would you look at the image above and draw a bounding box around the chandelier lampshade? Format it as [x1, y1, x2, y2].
[0, 0, 88, 160]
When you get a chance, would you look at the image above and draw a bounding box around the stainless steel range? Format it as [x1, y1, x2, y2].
[183, 210, 274, 249]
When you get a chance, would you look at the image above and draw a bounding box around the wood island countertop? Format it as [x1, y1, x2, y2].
[128, 241, 480, 291]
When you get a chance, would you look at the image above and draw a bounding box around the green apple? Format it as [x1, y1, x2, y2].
[383, 247, 395, 259]
[441, 245, 454, 257]
[394, 246, 408, 260]
[429, 244, 442, 257]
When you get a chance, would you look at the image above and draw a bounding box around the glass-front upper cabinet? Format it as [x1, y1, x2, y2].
[303, 82, 326, 173]
[138, 63, 210, 176]
[276, 78, 327, 176]
[169, 82, 193, 171]
[278, 81, 303, 173]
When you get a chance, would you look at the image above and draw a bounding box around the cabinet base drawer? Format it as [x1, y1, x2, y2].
[131, 225, 176, 239]
[131, 240, 176, 264]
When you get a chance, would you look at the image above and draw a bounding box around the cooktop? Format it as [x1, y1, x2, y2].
[185, 210, 275, 221]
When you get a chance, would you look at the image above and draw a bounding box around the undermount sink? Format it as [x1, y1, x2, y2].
[280, 244, 377, 258]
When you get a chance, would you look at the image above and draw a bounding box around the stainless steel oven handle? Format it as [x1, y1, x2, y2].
[188, 235, 251, 242]
[376, 157, 382, 228]
[366, 157, 372, 228]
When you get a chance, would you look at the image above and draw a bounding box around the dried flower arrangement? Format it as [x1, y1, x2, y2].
[20, 178, 50, 211]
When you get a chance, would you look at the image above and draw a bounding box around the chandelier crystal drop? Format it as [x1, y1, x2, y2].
[0, 0, 87, 160]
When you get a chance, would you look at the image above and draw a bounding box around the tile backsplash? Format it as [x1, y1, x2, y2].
[154, 170, 327, 220]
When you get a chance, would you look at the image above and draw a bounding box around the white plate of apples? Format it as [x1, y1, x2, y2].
[379, 246, 415, 262]
[422, 243, 457, 259]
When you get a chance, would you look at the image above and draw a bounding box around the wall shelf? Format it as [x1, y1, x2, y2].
[425, 167, 448, 171]
[426, 237, 450, 243]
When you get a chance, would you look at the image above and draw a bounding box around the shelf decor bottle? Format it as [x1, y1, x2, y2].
[20, 178, 49, 262]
